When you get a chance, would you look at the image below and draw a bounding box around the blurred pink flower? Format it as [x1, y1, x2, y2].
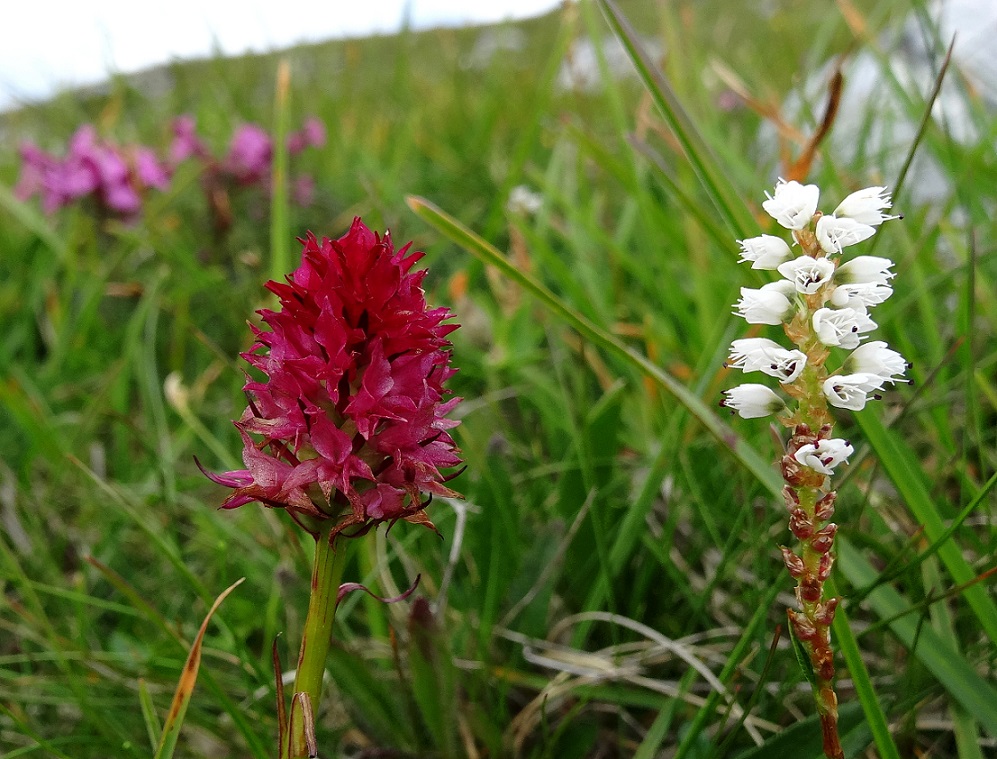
[169, 115, 209, 165]
[223, 124, 273, 185]
[287, 116, 326, 154]
[291, 175, 315, 207]
[15, 125, 170, 216]
[201, 219, 462, 539]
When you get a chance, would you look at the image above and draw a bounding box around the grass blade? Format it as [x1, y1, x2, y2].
[837, 538, 997, 736]
[154, 577, 245, 759]
[854, 412, 997, 645]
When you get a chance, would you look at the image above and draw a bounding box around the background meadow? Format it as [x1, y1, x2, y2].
[1, 0, 996, 757]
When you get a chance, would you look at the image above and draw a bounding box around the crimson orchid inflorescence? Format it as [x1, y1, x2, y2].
[201, 218, 462, 543]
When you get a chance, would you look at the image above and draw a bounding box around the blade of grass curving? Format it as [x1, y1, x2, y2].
[139, 679, 163, 752]
[85, 555, 185, 647]
[595, 0, 754, 238]
[627, 135, 734, 253]
[826, 577, 901, 759]
[854, 412, 997, 644]
[837, 538, 997, 736]
[922, 555, 985, 759]
[406, 196, 779, 495]
[849, 470, 997, 607]
[0, 703, 75, 759]
[673, 581, 783, 759]
[270, 59, 292, 283]
[154, 577, 245, 759]
[0, 183, 68, 263]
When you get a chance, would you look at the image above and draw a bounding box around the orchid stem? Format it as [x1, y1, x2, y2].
[286, 526, 349, 757]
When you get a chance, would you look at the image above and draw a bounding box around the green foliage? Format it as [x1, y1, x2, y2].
[1, 0, 996, 757]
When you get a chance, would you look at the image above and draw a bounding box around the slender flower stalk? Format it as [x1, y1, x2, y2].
[201, 219, 462, 756]
[721, 179, 906, 758]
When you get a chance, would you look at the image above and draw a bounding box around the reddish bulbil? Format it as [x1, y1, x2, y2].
[202, 219, 462, 539]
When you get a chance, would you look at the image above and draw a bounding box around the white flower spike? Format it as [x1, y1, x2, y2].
[720, 384, 786, 419]
[833, 187, 900, 226]
[762, 179, 820, 230]
[815, 215, 876, 255]
[794, 438, 854, 476]
[778, 255, 836, 295]
[737, 235, 794, 269]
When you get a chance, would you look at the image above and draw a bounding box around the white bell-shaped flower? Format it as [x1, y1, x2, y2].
[794, 438, 854, 475]
[778, 255, 836, 294]
[830, 283, 894, 308]
[822, 373, 885, 410]
[721, 384, 787, 418]
[815, 215, 877, 255]
[727, 338, 807, 383]
[833, 187, 899, 226]
[844, 340, 909, 385]
[762, 179, 820, 230]
[737, 235, 794, 269]
[733, 280, 796, 325]
[812, 307, 877, 349]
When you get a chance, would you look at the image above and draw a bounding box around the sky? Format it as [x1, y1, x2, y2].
[0, 0, 561, 110]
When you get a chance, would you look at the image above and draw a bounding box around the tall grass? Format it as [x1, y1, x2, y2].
[1, 0, 995, 756]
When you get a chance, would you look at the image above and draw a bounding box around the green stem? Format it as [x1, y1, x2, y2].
[286, 527, 349, 756]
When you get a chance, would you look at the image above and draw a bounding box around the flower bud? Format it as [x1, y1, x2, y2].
[782, 485, 800, 512]
[811, 524, 838, 554]
[788, 609, 817, 641]
[814, 491, 837, 521]
[817, 552, 835, 581]
[789, 509, 814, 540]
[799, 576, 822, 603]
[814, 597, 840, 626]
[780, 546, 806, 578]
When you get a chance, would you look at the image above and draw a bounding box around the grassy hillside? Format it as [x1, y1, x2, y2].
[1, 0, 995, 757]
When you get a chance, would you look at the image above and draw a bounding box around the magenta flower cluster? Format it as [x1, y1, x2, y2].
[170, 115, 325, 206]
[14, 116, 327, 219]
[201, 219, 462, 540]
[15, 125, 171, 216]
